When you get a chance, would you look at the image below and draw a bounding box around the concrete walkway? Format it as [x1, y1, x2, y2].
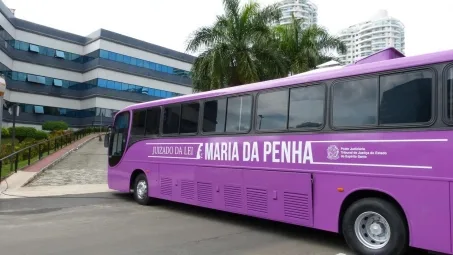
[27, 137, 107, 187]
[0, 133, 103, 198]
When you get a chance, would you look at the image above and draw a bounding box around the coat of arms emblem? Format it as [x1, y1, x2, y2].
[327, 145, 339, 160]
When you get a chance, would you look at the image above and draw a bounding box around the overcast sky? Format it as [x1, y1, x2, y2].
[3, 0, 452, 57]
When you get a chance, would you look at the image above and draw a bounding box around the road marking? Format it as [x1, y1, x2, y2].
[336, 253, 347, 255]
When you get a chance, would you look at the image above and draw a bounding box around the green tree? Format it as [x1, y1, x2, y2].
[274, 15, 347, 75]
[186, 0, 288, 92]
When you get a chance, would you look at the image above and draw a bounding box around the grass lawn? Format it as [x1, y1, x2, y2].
[1, 154, 46, 179]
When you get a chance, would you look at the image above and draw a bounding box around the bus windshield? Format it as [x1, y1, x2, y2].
[108, 111, 129, 166]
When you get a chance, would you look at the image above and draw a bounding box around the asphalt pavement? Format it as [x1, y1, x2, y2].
[0, 192, 440, 255]
[0, 192, 351, 255]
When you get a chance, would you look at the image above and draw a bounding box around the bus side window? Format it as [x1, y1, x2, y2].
[203, 99, 227, 133]
[447, 67, 453, 122]
[332, 78, 378, 127]
[145, 107, 161, 136]
[289, 85, 325, 129]
[131, 110, 146, 136]
[256, 89, 289, 131]
[225, 95, 252, 132]
[180, 102, 200, 134]
[163, 105, 181, 134]
[379, 70, 433, 124]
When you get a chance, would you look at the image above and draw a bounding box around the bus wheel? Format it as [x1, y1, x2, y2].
[342, 198, 408, 255]
[133, 173, 152, 205]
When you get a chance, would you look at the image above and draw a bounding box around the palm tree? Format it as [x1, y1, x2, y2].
[274, 15, 347, 75]
[186, 0, 288, 92]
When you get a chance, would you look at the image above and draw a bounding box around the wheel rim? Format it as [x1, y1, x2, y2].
[354, 211, 391, 249]
[136, 180, 147, 200]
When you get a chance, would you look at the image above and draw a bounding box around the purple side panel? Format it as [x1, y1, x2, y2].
[147, 163, 159, 197]
[153, 164, 313, 226]
[314, 174, 451, 254]
[450, 182, 453, 255]
[108, 162, 132, 192]
[243, 170, 312, 226]
[109, 129, 453, 253]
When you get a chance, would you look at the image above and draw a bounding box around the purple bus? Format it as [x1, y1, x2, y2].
[105, 47, 453, 255]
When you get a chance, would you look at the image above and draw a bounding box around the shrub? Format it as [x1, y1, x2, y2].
[6, 127, 48, 142]
[34, 130, 49, 140]
[1, 127, 10, 138]
[49, 129, 73, 138]
[42, 121, 68, 132]
[8, 127, 37, 142]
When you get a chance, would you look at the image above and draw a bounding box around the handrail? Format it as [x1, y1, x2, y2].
[0, 127, 106, 181]
[1, 132, 70, 161]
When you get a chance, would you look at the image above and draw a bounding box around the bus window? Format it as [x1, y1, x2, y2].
[163, 104, 181, 134]
[145, 107, 161, 136]
[379, 70, 433, 124]
[203, 99, 227, 133]
[225, 95, 252, 132]
[289, 85, 325, 129]
[332, 78, 378, 127]
[180, 102, 200, 134]
[447, 67, 453, 122]
[131, 110, 146, 136]
[256, 89, 288, 131]
[108, 111, 130, 166]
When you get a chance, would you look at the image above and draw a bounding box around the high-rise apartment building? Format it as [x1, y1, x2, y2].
[0, 1, 195, 129]
[277, 0, 318, 29]
[337, 10, 405, 64]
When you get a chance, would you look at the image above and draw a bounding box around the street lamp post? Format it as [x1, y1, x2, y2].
[98, 109, 103, 141]
[9, 103, 19, 153]
[0, 75, 5, 148]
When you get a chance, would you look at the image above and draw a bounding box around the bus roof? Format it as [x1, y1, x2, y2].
[121, 47, 453, 113]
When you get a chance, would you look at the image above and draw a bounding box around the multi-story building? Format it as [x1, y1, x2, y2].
[337, 10, 405, 64]
[0, 1, 195, 130]
[277, 0, 318, 29]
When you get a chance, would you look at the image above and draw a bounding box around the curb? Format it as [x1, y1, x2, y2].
[21, 134, 102, 187]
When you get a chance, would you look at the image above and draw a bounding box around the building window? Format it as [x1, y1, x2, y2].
[27, 74, 46, 84]
[100, 50, 109, 59]
[55, 50, 65, 59]
[29, 44, 39, 53]
[26, 74, 38, 83]
[53, 79, 63, 87]
[34, 105, 44, 114]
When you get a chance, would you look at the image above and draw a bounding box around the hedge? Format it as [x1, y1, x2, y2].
[6, 127, 48, 142]
[1, 128, 9, 137]
[42, 121, 69, 132]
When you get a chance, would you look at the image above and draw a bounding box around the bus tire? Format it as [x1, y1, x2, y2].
[133, 173, 152, 205]
[342, 197, 408, 255]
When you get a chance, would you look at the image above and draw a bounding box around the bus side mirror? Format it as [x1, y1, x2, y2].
[104, 133, 110, 148]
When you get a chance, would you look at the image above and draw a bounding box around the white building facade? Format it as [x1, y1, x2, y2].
[277, 0, 318, 29]
[337, 10, 405, 64]
[0, 1, 195, 129]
